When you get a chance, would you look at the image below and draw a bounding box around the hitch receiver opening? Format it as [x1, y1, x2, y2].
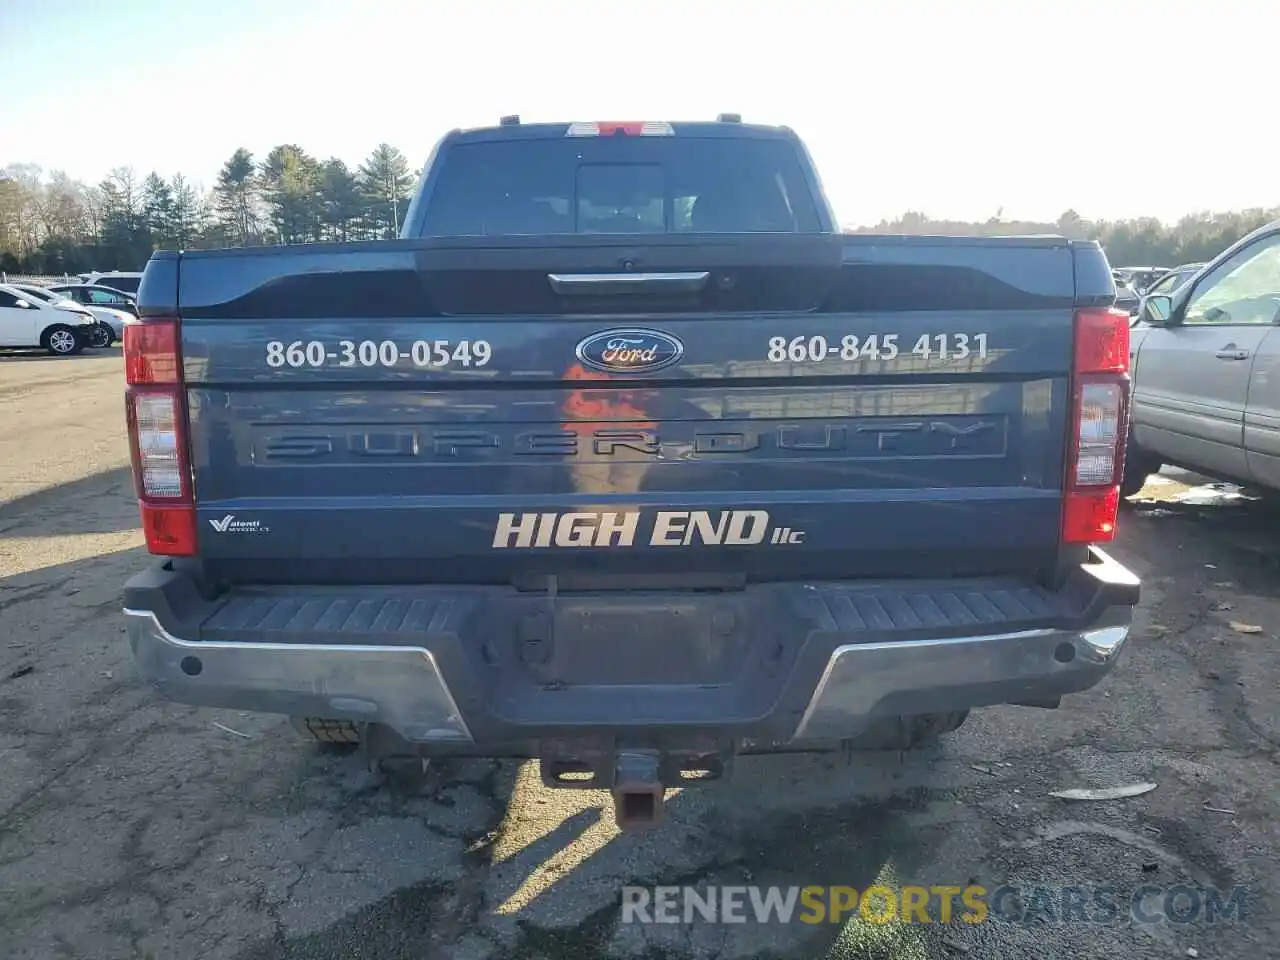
[612, 750, 665, 830]
[612, 784, 665, 830]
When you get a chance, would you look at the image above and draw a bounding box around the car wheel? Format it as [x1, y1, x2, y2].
[89, 324, 113, 348]
[42, 325, 84, 356]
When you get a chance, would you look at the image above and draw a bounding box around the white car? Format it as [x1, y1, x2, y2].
[78, 271, 144, 296]
[0, 283, 100, 355]
[9, 284, 128, 346]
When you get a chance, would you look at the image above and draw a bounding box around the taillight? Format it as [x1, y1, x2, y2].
[124, 321, 180, 385]
[1074, 305, 1130, 374]
[1063, 308, 1131, 544]
[124, 318, 196, 556]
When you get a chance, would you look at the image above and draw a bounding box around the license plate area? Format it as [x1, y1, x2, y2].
[543, 596, 751, 686]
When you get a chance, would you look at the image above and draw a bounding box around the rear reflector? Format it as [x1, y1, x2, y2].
[566, 121, 675, 137]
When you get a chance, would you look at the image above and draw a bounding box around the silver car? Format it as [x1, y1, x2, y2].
[1125, 224, 1280, 495]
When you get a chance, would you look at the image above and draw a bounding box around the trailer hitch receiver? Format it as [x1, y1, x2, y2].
[612, 750, 665, 830]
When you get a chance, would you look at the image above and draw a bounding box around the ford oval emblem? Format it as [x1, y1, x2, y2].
[575, 328, 684, 374]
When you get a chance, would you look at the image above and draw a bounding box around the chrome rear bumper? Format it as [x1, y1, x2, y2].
[125, 604, 1131, 745]
[125, 609, 471, 742]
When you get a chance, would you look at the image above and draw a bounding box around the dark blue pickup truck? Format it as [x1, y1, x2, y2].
[121, 117, 1139, 827]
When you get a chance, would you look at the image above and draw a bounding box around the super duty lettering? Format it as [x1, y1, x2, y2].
[256, 419, 1004, 462]
[123, 115, 1139, 831]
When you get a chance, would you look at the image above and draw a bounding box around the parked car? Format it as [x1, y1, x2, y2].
[0, 283, 100, 355]
[48, 282, 139, 317]
[9, 283, 125, 346]
[120, 115, 1140, 830]
[78, 271, 144, 295]
[1131, 263, 1207, 329]
[1144, 262, 1205, 298]
[1115, 266, 1171, 294]
[1114, 281, 1142, 315]
[1125, 221, 1280, 496]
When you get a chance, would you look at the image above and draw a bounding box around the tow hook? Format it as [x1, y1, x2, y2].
[612, 750, 665, 830]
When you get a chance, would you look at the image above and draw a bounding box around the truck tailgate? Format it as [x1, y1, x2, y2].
[165, 234, 1080, 586]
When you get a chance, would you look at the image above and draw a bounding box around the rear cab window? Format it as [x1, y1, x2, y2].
[419, 133, 822, 236]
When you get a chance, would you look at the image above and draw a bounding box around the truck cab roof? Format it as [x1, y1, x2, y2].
[449, 117, 794, 143]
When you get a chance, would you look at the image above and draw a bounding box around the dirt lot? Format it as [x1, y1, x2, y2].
[2, 349, 1280, 960]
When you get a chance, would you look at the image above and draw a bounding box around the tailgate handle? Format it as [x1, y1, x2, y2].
[547, 272, 710, 296]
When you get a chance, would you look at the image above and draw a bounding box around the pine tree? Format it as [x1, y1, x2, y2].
[142, 172, 177, 249]
[170, 174, 200, 249]
[318, 159, 362, 241]
[260, 145, 322, 244]
[358, 144, 414, 239]
[96, 171, 135, 266]
[214, 148, 260, 245]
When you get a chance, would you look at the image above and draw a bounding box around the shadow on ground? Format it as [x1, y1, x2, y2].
[0, 466, 137, 538]
[0, 346, 121, 363]
[231, 750, 960, 960]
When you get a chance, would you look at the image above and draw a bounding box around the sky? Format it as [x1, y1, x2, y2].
[4, 0, 1277, 227]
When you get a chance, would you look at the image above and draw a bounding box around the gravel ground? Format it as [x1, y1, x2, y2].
[1, 348, 1278, 959]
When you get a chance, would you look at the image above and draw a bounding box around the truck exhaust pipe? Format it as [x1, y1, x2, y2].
[612, 750, 665, 830]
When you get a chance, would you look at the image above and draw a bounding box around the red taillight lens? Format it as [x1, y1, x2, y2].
[139, 503, 198, 556]
[125, 318, 195, 556]
[1063, 307, 1131, 545]
[1063, 488, 1121, 543]
[124, 319, 180, 385]
[1074, 307, 1130, 375]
